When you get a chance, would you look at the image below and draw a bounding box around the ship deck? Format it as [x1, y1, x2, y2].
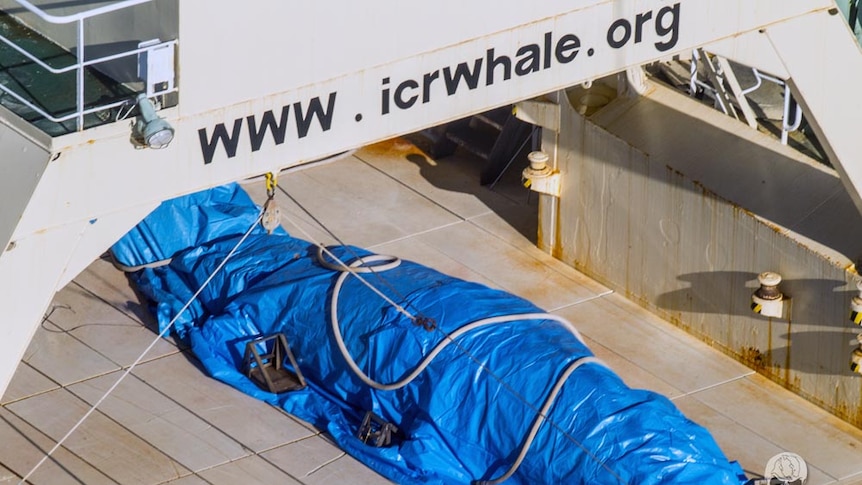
[3, 137, 862, 484]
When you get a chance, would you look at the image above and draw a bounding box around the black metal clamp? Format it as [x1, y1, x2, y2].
[357, 411, 400, 447]
[242, 333, 306, 394]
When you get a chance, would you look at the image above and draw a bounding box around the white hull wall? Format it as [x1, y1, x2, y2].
[0, 112, 50, 253]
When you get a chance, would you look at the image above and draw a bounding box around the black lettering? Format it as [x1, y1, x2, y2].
[543, 32, 553, 69]
[247, 106, 289, 152]
[654, 3, 680, 52]
[381, 77, 390, 115]
[555, 34, 580, 63]
[294, 92, 337, 138]
[423, 71, 439, 103]
[395, 79, 419, 109]
[442, 58, 483, 95]
[635, 11, 652, 43]
[514, 44, 541, 75]
[485, 48, 511, 86]
[607, 19, 631, 49]
[198, 119, 243, 164]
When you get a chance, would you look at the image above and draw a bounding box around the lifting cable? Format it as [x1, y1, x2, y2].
[317, 244, 590, 390]
[278, 188, 421, 323]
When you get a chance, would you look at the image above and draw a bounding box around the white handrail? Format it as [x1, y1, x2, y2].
[12, 0, 153, 25]
[0, 78, 150, 124]
[0, 0, 173, 131]
[0, 33, 176, 75]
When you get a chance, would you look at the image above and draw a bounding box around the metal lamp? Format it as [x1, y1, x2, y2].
[132, 93, 174, 149]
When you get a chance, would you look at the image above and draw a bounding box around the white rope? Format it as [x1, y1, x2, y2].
[19, 210, 264, 485]
[280, 211, 417, 322]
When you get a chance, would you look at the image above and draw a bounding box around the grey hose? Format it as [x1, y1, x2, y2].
[474, 356, 607, 485]
[320, 248, 589, 390]
[319, 248, 605, 483]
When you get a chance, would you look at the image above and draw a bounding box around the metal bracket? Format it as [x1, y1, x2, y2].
[262, 198, 282, 234]
[138, 39, 176, 97]
[522, 168, 561, 197]
[357, 411, 400, 447]
[242, 333, 306, 394]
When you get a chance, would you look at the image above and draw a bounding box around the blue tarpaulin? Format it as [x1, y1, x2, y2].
[112, 184, 746, 484]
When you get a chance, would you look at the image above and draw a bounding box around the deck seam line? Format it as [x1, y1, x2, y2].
[305, 452, 348, 478]
[459, 215, 611, 290]
[0, 404, 119, 484]
[355, 151, 598, 298]
[463, 210, 496, 221]
[71, 279, 148, 326]
[669, 371, 756, 401]
[834, 469, 862, 484]
[40, 302, 181, 374]
[5, 383, 183, 484]
[125, 350, 320, 463]
[354, 153, 469, 222]
[548, 290, 615, 313]
[250, 448, 307, 484]
[365, 220, 465, 250]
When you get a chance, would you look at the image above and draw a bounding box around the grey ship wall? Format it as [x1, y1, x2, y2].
[545, 81, 862, 428]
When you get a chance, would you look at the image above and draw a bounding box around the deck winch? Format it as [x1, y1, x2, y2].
[751, 272, 785, 318]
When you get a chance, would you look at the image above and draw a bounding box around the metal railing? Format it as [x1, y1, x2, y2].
[690, 51, 803, 146]
[0, 0, 176, 131]
[739, 69, 802, 146]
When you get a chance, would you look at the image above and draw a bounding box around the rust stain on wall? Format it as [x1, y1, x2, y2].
[740, 346, 766, 371]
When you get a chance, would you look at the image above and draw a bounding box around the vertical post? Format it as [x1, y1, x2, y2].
[715, 55, 759, 129]
[545, 90, 562, 257]
[689, 50, 698, 97]
[698, 48, 736, 118]
[781, 85, 803, 146]
[76, 18, 85, 131]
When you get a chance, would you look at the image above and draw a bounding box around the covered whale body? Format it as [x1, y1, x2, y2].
[112, 184, 744, 484]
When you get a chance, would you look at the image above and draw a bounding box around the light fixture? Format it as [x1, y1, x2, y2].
[130, 93, 174, 149]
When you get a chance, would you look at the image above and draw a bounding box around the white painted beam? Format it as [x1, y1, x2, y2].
[0, 204, 158, 398]
[766, 8, 862, 217]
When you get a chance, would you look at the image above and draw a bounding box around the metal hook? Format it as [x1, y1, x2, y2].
[265, 172, 277, 199]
